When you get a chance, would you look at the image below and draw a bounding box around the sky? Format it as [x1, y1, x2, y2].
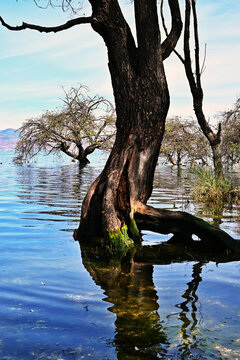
[0, 0, 239, 130]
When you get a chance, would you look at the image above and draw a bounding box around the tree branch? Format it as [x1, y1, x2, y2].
[0, 15, 92, 33]
[183, 0, 197, 95]
[160, 0, 184, 63]
[161, 0, 183, 60]
[192, 0, 201, 89]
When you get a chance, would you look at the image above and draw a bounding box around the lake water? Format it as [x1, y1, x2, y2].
[0, 151, 239, 360]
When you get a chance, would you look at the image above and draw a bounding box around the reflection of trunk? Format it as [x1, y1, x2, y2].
[79, 239, 240, 359]
[176, 262, 203, 355]
[80, 244, 168, 359]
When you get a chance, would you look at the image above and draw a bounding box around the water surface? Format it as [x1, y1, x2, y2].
[0, 151, 239, 359]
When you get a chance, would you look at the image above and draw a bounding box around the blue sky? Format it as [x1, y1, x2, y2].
[0, 0, 239, 130]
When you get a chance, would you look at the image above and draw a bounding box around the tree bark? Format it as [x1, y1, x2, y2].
[211, 142, 223, 178]
[75, 0, 182, 250]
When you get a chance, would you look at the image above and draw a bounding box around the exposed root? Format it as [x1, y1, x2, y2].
[134, 202, 240, 253]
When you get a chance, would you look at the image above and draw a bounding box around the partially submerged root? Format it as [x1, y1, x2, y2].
[135, 203, 240, 254]
[75, 202, 240, 259]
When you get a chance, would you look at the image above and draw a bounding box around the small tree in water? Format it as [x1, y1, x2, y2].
[14, 85, 116, 167]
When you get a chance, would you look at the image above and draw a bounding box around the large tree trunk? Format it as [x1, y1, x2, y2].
[75, 0, 172, 250]
[78, 67, 169, 246]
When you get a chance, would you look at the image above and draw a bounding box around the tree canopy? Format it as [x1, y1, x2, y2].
[14, 85, 116, 166]
[221, 98, 240, 168]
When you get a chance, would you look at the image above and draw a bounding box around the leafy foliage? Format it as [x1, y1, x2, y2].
[220, 98, 240, 167]
[160, 116, 209, 166]
[14, 85, 116, 164]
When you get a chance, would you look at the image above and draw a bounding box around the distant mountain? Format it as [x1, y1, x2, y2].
[0, 128, 19, 151]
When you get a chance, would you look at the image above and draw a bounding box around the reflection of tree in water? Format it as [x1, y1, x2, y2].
[111, 262, 166, 359]
[174, 262, 203, 359]
[80, 237, 240, 360]
[80, 246, 168, 359]
[80, 240, 221, 359]
[14, 164, 98, 222]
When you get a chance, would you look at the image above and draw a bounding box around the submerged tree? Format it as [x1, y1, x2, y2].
[1, 0, 239, 256]
[14, 85, 116, 167]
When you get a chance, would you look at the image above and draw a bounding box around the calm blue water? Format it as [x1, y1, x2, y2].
[0, 151, 239, 360]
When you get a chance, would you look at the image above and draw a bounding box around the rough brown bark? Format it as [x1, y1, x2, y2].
[76, 0, 182, 243]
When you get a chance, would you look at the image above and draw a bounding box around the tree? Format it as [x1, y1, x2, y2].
[160, 116, 209, 166]
[161, 0, 223, 177]
[1, 0, 239, 256]
[14, 85, 116, 167]
[221, 98, 240, 168]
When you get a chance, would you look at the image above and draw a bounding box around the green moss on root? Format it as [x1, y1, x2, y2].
[107, 224, 134, 255]
[129, 219, 140, 241]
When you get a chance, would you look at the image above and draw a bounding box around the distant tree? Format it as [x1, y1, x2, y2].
[160, 116, 209, 166]
[14, 86, 116, 166]
[221, 98, 240, 168]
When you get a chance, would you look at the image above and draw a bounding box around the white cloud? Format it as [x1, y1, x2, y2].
[0, 0, 239, 129]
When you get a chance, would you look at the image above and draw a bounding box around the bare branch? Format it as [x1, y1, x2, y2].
[160, 0, 185, 63]
[33, 0, 82, 14]
[200, 43, 207, 75]
[192, 0, 201, 89]
[161, 0, 183, 60]
[0, 15, 92, 33]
